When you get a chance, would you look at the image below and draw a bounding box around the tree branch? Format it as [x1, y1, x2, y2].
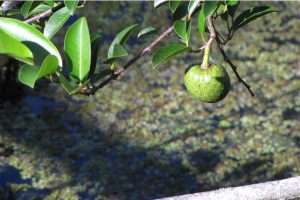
[21, 1, 254, 97]
[216, 38, 255, 97]
[156, 176, 300, 200]
[201, 16, 216, 69]
[86, 26, 174, 95]
[24, 2, 64, 24]
[212, 20, 255, 97]
[206, 16, 216, 53]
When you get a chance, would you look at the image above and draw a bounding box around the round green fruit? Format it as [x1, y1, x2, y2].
[184, 64, 231, 103]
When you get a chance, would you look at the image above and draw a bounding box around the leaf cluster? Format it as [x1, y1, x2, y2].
[0, 0, 277, 95]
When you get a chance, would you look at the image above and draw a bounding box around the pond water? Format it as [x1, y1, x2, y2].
[0, 1, 300, 200]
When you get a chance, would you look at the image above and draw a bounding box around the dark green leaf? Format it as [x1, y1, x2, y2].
[0, 30, 33, 65]
[18, 54, 58, 88]
[137, 26, 157, 38]
[188, 0, 200, 18]
[58, 72, 80, 95]
[64, 17, 91, 82]
[233, 6, 277, 30]
[20, 1, 33, 18]
[23, 41, 50, 67]
[89, 33, 102, 78]
[0, 17, 62, 66]
[64, 0, 79, 14]
[197, 1, 218, 34]
[152, 43, 189, 68]
[203, 1, 219, 16]
[172, 1, 189, 21]
[173, 20, 191, 46]
[44, 7, 72, 39]
[107, 24, 138, 59]
[110, 24, 138, 46]
[169, 0, 181, 13]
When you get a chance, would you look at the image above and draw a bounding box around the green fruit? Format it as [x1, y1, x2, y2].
[184, 64, 231, 103]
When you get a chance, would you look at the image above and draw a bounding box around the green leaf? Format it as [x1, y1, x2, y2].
[18, 65, 37, 88]
[108, 44, 128, 59]
[64, 17, 91, 82]
[28, 4, 51, 17]
[203, 1, 219, 16]
[0, 17, 62, 66]
[197, 1, 219, 34]
[64, 0, 79, 14]
[172, 2, 189, 21]
[198, 7, 205, 33]
[58, 72, 80, 95]
[152, 43, 189, 68]
[44, 7, 72, 39]
[154, 0, 169, 8]
[169, 0, 181, 13]
[36, 54, 58, 78]
[18, 54, 58, 88]
[20, 1, 33, 18]
[173, 20, 191, 46]
[107, 24, 138, 59]
[0, 30, 33, 65]
[216, 3, 227, 15]
[226, 0, 239, 6]
[232, 6, 277, 31]
[44, 0, 55, 7]
[90, 33, 102, 78]
[110, 24, 138, 47]
[137, 26, 157, 39]
[188, 0, 200, 18]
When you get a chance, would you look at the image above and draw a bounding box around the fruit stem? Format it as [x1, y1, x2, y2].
[201, 45, 210, 69]
[200, 16, 215, 70]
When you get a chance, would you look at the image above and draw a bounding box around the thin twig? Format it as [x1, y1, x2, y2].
[25, 3, 63, 23]
[211, 17, 233, 45]
[86, 26, 174, 95]
[216, 35, 255, 96]
[200, 16, 216, 69]
[206, 16, 216, 52]
[190, 46, 206, 53]
[210, 18, 254, 96]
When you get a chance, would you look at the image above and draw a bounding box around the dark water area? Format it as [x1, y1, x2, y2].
[0, 1, 300, 200]
[0, 165, 31, 186]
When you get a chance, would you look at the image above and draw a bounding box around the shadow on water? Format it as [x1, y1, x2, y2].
[0, 93, 292, 200]
[0, 165, 50, 200]
[1, 94, 200, 200]
[0, 165, 31, 186]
